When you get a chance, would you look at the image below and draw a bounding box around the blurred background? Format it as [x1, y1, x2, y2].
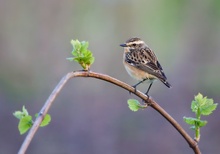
[0, 0, 220, 153]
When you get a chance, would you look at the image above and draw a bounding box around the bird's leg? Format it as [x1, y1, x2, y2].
[129, 79, 146, 94]
[145, 82, 153, 97]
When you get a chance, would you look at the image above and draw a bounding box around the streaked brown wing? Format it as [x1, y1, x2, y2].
[135, 63, 167, 81]
[125, 47, 167, 80]
[142, 47, 167, 80]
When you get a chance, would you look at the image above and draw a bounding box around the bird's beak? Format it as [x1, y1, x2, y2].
[120, 43, 127, 47]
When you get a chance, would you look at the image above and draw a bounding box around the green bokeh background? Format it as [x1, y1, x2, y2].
[1, 0, 220, 153]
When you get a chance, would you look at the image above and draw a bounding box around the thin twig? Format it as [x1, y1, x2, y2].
[18, 73, 72, 154]
[18, 70, 201, 154]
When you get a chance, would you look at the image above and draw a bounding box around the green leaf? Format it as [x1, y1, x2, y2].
[183, 117, 196, 125]
[195, 93, 208, 106]
[185, 93, 217, 141]
[13, 106, 29, 119]
[13, 111, 24, 119]
[198, 120, 207, 127]
[191, 100, 198, 113]
[68, 39, 95, 70]
[191, 93, 203, 113]
[22, 106, 29, 116]
[195, 93, 203, 103]
[81, 41, 89, 51]
[40, 114, 51, 127]
[35, 113, 51, 127]
[183, 117, 207, 127]
[71, 50, 79, 57]
[191, 93, 218, 115]
[71, 39, 81, 51]
[18, 116, 33, 135]
[128, 99, 140, 111]
[200, 99, 218, 116]
[127, 99, 146, 112]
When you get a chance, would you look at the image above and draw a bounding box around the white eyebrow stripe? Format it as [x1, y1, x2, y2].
[135, 40, 145, 44]
[127, 40, 145, 45]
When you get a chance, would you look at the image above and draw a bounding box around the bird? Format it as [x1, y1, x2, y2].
[120, 37, 171, 96]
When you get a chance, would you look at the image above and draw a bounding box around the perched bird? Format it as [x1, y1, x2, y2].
[120, 37, 171, 96]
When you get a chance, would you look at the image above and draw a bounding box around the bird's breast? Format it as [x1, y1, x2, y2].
[123, 61, 156, 81]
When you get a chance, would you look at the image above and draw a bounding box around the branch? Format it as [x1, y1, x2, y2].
[18, 70, 201, 154]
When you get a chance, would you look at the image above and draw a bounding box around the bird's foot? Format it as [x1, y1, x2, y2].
[129, 85, 137, 95]
[144, 92, 150, 102]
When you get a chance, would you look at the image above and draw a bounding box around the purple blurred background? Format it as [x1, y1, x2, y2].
[0, 0, 220, 153]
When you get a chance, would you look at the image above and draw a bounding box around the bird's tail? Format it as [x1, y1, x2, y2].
[152, 71, 172, 88]
[161, 80, 172, 88]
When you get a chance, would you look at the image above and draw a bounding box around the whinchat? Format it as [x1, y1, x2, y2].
[120, 37, 171, 96]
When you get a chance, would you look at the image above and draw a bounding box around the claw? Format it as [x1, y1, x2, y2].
[129, 85, 137, 95]
[132, 85, 137, 93]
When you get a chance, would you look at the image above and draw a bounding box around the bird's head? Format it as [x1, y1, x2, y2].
[120, 37, 147, 50]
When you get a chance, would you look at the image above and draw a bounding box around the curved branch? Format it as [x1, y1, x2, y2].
[18, 70, 201, 154]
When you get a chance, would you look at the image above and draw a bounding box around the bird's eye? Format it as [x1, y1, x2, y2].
[133, 43, 136, 46]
